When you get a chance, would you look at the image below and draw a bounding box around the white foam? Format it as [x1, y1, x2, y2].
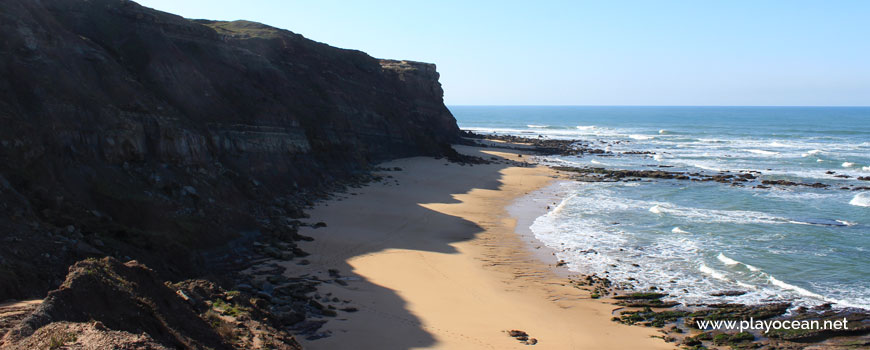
[717, 253, 740, 266]
[863, 166, 870, 172]
[843, 162, 855, 167]
[817, 159, 824, 162]
[716, 253, 760, 271]
[659, 129, 668, 134]
[698, 138, 727, 143]
[653, 154, 664, 161]
[768, 141, 789, 147]
[576, 125, 596, 130]
[692, 163, 722, 172]
[644, 203, 789, 225]
[524, 153, 870, 310]
[849, 192, 870, 207]
[760, 191, 834, 201]
[802, 149, 822, 157]
[768, 276, 825, 299]
[548, 193, 575, 215]
[788, 220, 828, 227]
[699, 263, 729, 281]
[736, 281, 758, 290]
[527, 124, 549, 128]
[748, 149, 779, 156]
[590, 159, 603, 165]
[630, 134, 653, 140]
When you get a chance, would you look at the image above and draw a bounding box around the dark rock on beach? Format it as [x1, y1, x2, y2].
[710, 290, 748, 297]
[0, 257, 302, 349]
[461, 132, 601, 156]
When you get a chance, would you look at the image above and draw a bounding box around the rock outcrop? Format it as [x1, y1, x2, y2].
[0, 0, 460, 300]
[1, 257, 302, 349]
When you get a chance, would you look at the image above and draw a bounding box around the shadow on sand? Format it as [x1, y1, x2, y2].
[284, 146, 530, 349]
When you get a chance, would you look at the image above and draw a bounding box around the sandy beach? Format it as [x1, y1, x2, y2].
[285, 145, 673, 349]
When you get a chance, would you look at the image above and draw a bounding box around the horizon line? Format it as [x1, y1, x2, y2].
[446, 104, 870, 108]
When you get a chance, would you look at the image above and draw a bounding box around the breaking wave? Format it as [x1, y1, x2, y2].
[850, 192, 870, 207]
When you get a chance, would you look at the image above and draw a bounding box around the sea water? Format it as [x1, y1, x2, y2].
[452, 106, 870, 309]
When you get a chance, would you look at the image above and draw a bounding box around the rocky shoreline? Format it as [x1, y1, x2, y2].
[569, 273, 870, 349]
[464, 131, 870, 350]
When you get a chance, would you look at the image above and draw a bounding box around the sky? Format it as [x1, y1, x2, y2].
[135, 0, 870, 106]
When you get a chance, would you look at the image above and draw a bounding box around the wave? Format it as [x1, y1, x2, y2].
[760, 191, 835, 201]
[646, 203, 789, 225]
[699, 263, 729, 281]
[843, 162, 856, 167]
[717, 253, 760, 271]
[716, 253, 740, 266]
[659, 129, 669, 134]
[672, 227, 689, 234]
[850, 192, 870, 207]
[548, 193, 575, 216]
[630, 134, 654, 140]
[788, 218, 856, 227]
[527, 124, 549, 128]
[748, 149, 779, 156]
[529, 189, 870, 310]
[691, 163, 723, 172]
[802, 149, 822, 157]
[576, 125, 596, 130]
[768, 276, 826, 299]
[863, 166, 870, 172]
[653, 154, 664, 161]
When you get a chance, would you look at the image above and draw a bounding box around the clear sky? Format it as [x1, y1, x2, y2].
[135, 0, 869, 106]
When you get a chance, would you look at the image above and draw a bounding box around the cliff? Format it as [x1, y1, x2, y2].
[0, 0, 460, 300]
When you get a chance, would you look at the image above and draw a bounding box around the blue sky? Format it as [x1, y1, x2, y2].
[136, 0, 869, 106]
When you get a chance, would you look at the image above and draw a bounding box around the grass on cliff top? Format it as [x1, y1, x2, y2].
[195, 20, 284, 39]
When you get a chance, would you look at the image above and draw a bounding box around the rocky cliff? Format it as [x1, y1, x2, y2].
[0, 0, 459, 301]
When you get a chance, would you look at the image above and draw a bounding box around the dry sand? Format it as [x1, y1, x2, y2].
[286, 145, 674, 349]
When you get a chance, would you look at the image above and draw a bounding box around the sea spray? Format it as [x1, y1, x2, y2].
[850, 192, 870, 207]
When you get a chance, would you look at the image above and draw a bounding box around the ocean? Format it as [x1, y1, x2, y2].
[451, 106, 870, 310]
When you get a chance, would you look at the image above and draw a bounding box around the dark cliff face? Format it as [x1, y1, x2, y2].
[0, 0, 459, 299]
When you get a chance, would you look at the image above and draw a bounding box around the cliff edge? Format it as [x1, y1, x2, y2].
[0, 0, 459, 301]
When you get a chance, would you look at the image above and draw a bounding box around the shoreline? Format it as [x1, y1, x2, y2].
[460, 134, 870, 348]
[506, 178, 576, 278]
[281, 145, 671, 349]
